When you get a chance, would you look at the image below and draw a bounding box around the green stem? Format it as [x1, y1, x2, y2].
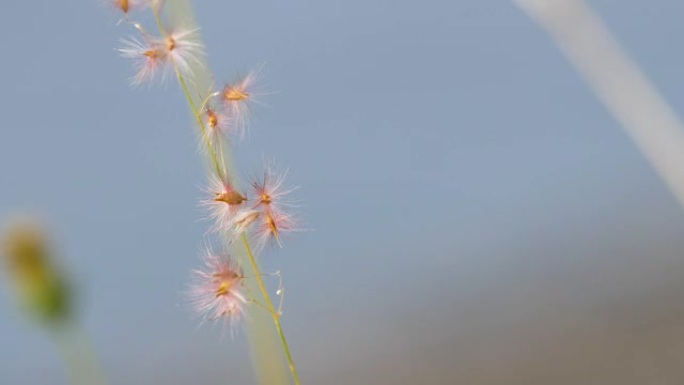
[178, 74, 226, 179]
[248, 298, 280, 318]
[241, 234, 301, 385]
[152, 7, 225, 180]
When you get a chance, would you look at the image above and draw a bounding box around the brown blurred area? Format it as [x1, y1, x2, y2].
[303, 289, 684, 383]
[299, 202, 684, 385]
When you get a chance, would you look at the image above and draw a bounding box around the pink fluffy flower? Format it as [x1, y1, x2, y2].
[232, 209, 261, 236]
[109, 0, 147, 15]
[163, 27, 205, 76]
[119, 27, 203, 86]
[119, 36, 169, 86]
[250, 164, 298, 248]
[220, 68, 262, 137]
[188, 250, 247, 330]
[253, 206, 298, 249]
[203, 175, 247, 234]
[202, 107, 232, 144]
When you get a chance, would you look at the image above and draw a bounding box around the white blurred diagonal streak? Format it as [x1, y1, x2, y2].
[514, 0, 684, 209]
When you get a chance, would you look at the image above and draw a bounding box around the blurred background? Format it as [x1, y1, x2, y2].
[2, 0, 684, 383]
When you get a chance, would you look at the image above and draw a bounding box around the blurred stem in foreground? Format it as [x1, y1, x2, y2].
[2, 220, 107, 385]
[514, 0, 684, 210]
[55, 326, 108, 385]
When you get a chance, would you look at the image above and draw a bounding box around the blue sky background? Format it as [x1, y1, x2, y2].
[3, 0, 684, 384]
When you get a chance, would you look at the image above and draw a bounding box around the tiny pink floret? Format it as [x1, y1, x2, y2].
[250, 164, 299, 249]
[203, 107, 232, 144]
[189, 250, 247, 330]
[221, 69, 261, 138]
[119, 27, 204, 86]
[203, 175, 247, 235]
[109, 0, 147, 15]
[163, 27, 205, 76]
[119, 36, 169, 86]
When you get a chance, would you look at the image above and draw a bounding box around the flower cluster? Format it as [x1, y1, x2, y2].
[110, 1, 301, 331]
[118, 25, 204, 86]
[199, 68, 259, 143]
[204, 164, 298, 251]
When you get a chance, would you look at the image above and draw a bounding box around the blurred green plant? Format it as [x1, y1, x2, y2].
[2, 220, 107, 385]
[2, 221, 72, 327]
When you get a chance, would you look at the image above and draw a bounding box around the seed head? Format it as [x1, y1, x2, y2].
[232, 209, 261, 236]
[188, 250, 246, 332]
[119, 27, 204, 86]
[119, 36, 169, 86]
[253, 207, 297, 249]
[249, 164, 299, 249]
[251, 164, 295, 210]
[221, 67, 263, 138]
[203, 175, 247, 235]
[108, 0, 147, 15]
[163, 27, 205, 77]
[202, 107, 231, 144]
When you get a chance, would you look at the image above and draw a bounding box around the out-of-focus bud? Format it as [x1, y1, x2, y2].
[2, 222, 72, 326]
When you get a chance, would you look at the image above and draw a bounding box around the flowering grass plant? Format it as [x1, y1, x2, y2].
[108, 0, 304, 383]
